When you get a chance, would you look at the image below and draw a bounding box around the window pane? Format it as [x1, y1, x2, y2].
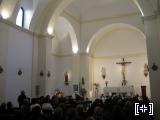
[16, 8, 24, 27]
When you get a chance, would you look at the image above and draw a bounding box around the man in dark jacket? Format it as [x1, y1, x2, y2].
[18, 90, 26, 108]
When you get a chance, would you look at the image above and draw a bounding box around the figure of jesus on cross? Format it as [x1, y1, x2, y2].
[116, 58, 132, 86]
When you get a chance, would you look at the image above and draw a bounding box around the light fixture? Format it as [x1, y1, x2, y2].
[1, 10, 9, 19]
[72, 46, 78, 54]
[47, 27, 53, 35]
[86, 47, 89, 53]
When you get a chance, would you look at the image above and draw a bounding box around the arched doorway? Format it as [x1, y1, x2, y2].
[87, 23, 150, 98]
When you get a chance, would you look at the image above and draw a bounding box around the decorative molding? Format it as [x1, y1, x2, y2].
[92, 53, 147, 59]
[142, 13, 157, 21]
[52, 53, 73, 57]
[63, 10, 81, 23]
[0, 18, 54, 39]
[82, 12, 141, 24]
[18, 69, 22, 76]
[52, 52, 90, 58]
[51, 52, 146, 59]
[63, 11, 141, 24]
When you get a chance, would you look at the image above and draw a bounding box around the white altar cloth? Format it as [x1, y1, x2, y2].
[103, 86, 134, 96]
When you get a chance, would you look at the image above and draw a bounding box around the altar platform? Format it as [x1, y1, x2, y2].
[103, 86, 134, 96]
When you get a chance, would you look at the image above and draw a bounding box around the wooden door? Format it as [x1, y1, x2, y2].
[141, 86, 146, 97]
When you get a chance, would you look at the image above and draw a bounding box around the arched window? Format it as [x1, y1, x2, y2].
[16, 7, 24, 27]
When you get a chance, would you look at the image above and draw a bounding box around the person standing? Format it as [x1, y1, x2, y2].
[18, 90, 26, 108]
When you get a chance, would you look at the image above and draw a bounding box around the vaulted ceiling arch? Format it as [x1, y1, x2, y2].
[0, 0, 156, 34]
[86, 23, 146, 55]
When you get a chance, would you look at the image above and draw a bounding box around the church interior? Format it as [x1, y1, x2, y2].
[0, 0, 160, 120]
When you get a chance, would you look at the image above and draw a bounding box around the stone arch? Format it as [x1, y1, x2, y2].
[54, 16, 79, 54]
[0, 0, 19, 19]
[86, 23, 146, 54]
[0, 0, 156, 33]
[44, 0, 155, 35]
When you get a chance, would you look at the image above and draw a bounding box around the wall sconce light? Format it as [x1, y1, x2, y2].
[40, 70, 44, 77]
[152, 63, 158, 71]
[1, 10, 9, 19]
[0, 65, 4, 74]
[144, 63, 149, 77]
[18, 69, 22, 76]
[47, 71, 51, 78]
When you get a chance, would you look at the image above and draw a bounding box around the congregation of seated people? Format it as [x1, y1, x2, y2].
[0, 91, 153, 120]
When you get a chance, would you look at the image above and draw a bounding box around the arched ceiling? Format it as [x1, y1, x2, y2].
[54, 16, 78, 54]
[66, 0, 139, 18]
[0, 0, 156, 34]
[93, 27, 147, 57]
[87, 23, 146, 55]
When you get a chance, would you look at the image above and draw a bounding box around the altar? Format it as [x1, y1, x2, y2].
[103, 86, 134, 96]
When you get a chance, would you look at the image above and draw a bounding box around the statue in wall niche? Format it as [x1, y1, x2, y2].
[82, 76, 85, 85]
[64, 72, 69, 85]
[105, 81, 108, 87]
[94, 83, 99, 98]
[101, 67, 106, 79]
[144, 63, 149, 77]
[122, 80, 127, 86]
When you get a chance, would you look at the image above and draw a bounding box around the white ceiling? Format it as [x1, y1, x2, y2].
[66, 0, 139, 16]
[93, 28, 147, 57]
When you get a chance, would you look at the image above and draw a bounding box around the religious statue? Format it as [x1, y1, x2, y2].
[116, 58, 132, 86]
[121, 64, 126, 80]
[122, 80, 127, 86]
[94, 83, 99, 98]
[105, 81, 108, 87]
[101, 67, 106, 79]
[64, 72, 69, 85]
[82, 76, 85, 85]
[144, 63, 149, 77]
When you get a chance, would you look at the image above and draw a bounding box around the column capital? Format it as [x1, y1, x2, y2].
[142, 12, 157, 21]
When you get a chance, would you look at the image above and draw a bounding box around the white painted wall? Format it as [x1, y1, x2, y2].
[91, 26, 150, 98]
[0, 22, 9, 103]
[5, 26, 33, 106]
[93, 56, 150, 97]
[0, 21, 33, 106]
[81, 15, 144, 53]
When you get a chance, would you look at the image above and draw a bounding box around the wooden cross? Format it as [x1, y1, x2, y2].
[116, 58, 132, 81]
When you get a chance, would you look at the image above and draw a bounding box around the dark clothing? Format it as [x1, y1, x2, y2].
[18, 94, 26, 108]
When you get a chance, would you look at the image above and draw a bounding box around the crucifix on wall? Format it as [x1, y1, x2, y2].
[116, 58, 132, 86]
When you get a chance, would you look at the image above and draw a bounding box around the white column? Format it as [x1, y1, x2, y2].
[144, 16, 160, 119]
[31, 35, 38, 98]
[79, 54, 92, 97]
[37, 36, 47, 97]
